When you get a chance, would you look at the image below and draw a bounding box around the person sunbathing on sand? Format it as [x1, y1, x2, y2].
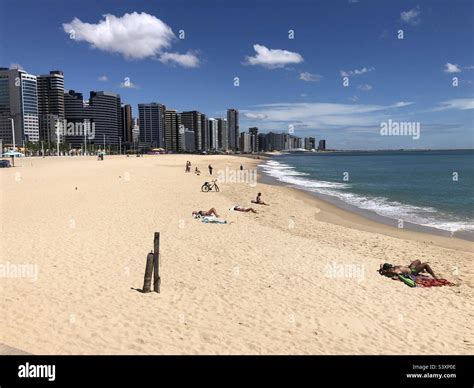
[192, 208, 219, 218]
[251, 192, 269, 206]
[379, 260, 437, 279]
[231, 205, 258, 214]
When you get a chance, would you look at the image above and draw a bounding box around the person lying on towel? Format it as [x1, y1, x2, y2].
[379, 260, 437, 279]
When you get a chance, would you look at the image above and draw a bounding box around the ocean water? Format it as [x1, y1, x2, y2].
[260, 150, 474, 237]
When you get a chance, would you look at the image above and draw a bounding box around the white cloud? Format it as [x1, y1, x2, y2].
[444, 62, 461, 73]
[299, 72, 322, 82]
[400, 7, 421, 25]
[349, 96, 359, 102]
[357, 84, 373, 91]
[244, 44, 303, 69]
[63, 12, 199, 67]
[243, 112, 268, 120]
[340, 66, 375, 77]
[9, 63, 23, 70]
[119, 80, 139, 89]
[159, 51, 200, 68]
[98, 75, 108, 81]
[433, 98, 474, 111]
[242, 101, 413, 130]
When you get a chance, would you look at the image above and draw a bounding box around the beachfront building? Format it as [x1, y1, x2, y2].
[64, 90, 121, 149]
[138, 102, 166, 149]
[217, 118, 228, 151]
[208, 118, 218, 151]
[227, 108, 239, 151]
[257, 133, 267, 152]
[164, 109, 180, 152]
[37, 70, 65, 146]
[88, 91, 122, 148]
[121, 104, 133, 149]
[249, 127, 258, 152]
[200, 113, 209, 151]
[184, 129, 195, 152]
[180, 111, 202, 152]
[319, 139, 326, 151]
[305, 137, 316, 150]
[239, 132, 251, 153]
[0, 68, 39, 145]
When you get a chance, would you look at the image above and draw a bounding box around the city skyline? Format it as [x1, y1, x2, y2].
[1, 0, 473, 149]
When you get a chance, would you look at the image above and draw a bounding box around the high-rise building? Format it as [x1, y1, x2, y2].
[217, 118, 228, 151]
[89, 91, 122, 147]
[318, 139, 326, 151]
[227, 108, 239, 150]
[121, 104, 133, 146]
[305, 136, 316, 150]
[257, 133, 267, 152]
[208, 118, 218, 150]
[180, 111, 201, 151]
[132, 117, 140, 144]
[239, 132, 251, 153]
[200, 113, 209, 151]
[37, 70, 65, 145]
[249, 127, 258, 152]
[138, 103, 166, 148]
[184, 129, 195, 152]
[164, 109, 180, 152]
[0, 68, 39, 144]
[64, 90, 121, 148]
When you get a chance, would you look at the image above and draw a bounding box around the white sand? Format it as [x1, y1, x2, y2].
[0, 155, 473, 354]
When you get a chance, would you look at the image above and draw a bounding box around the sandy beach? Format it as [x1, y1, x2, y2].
[0, 154, 473, 355]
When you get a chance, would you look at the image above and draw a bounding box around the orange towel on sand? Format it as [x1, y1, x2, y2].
[415, 276, 453, 288]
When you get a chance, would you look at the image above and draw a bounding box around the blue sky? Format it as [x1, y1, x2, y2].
[1, 0, 473, 149]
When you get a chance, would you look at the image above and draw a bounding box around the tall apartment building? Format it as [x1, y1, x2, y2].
[239, 132, 251, 153]
[227, 108, 239, 150]
[318, 139, 326, 151]
[180, 111, 201, 151]
[88, 91, 122, 147]
[0, 68, 39, 144]
[37, 70, 64, 145]
[208, 118, 218, 150]
[249, 127, 258, 153]
[200, 113, 209, 151]
[138, 103, 166, 148]
[217, 118, 228, 151]
[164, 109, 180, 152]
[64, 90, 121, 148]
[121, 104, 133, 146]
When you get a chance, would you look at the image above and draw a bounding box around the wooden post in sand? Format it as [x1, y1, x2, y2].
[153, 232, 161, 293]
[142, 252, 154, 293]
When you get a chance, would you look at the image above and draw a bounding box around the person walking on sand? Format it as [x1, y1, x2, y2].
[240, 164, 243, 171]
[208, 164, 213, 175]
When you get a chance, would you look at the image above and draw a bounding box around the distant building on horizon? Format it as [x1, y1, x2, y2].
[227, 108, 239, 150]
[138, 102, 166, 149]
[0, 68, 39, 145]
[249, 127, 258, 152]
[239, 132, 251, 153]
[200, 113, 209, 151]
[318, 139, 326, 151]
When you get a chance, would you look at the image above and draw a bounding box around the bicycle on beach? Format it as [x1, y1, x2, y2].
[201, 179, 220, 192]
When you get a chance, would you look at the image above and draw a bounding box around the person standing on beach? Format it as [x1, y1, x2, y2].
[240, 164, 243, 171]
[208, 164, 213, 175]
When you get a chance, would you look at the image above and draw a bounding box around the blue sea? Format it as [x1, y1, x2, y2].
[260, 150, 474, 239]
